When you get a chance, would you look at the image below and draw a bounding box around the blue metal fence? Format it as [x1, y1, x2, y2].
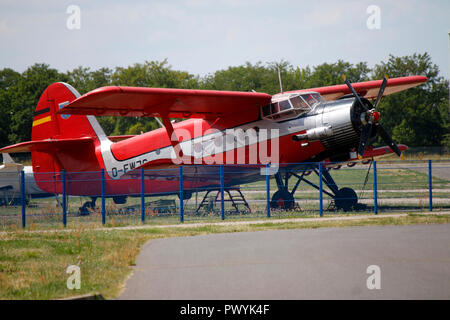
[1, 160, 449, 229]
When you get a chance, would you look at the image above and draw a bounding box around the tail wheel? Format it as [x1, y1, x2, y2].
[270, 190, 295, 210]
[79, 201, 94, 216]
[334, 187, 358, 212]
[178, 190, 192, 200]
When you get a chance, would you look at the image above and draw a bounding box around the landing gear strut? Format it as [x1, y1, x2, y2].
[270, 166, 360, 212]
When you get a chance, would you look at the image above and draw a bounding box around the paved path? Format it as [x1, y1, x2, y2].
[0, 213, 418, 236]
[120, 223, 450, 299]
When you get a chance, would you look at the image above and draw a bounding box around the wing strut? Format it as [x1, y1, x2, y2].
[160, 113, 183, 157]
[159, 113, 194, 164]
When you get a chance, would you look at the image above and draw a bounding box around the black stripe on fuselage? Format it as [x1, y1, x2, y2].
[34, 108, 50, 117]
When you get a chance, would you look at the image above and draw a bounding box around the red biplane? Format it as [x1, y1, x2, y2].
[0, 74, 427, 212]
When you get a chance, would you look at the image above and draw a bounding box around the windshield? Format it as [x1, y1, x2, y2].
[290, 96, 310, 111]
[261, 92, 324, 121]
[301, 93, 324, 108]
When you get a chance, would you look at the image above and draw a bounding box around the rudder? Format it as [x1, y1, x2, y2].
[31, 82, 104, 177]
[31, 82, 99, 141]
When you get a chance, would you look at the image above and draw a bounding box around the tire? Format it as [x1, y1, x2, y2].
[79, 201, 94, 216]
[270, 189, 295, 210]
[334, 187, 358, 212]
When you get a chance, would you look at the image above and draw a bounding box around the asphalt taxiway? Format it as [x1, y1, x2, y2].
[120, 223, 450, 299]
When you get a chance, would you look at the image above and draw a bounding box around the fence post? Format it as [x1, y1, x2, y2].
[319, 163, 323, 217]
[373, 161, 378, 215]
[141, 167, 145, 223]
[428, 160, 433, 211]
[179, 166, 184, 223]
[20, 170, 26, 228]
[62, 170, 67, 227]
[101, 169, 106, 225]
[220, 165, 225, 220]
[266, 164, 270, 218]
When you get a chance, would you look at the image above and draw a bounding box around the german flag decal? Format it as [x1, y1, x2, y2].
[33, 107, 50, 116]
[32, 115, 52, 127]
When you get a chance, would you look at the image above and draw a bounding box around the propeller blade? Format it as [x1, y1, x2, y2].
[343, 75, 370, 111]
[373, 75, 388, 109]
[376, 124, 402, 157]
[358, 123, 373, 157]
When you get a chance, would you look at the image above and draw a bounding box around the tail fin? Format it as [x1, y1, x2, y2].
[31, 82, 106, 174]
[32, 82, 104, 141]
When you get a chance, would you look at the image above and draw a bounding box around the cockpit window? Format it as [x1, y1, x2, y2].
[302, 93, 324, 108]
[278, 100, 291, 112]
[261, 92, 324, 122]
[290, 96, 310, 111]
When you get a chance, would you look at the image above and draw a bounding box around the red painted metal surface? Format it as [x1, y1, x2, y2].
[279, 76, 428, 101]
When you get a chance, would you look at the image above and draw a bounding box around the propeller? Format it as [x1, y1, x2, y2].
[342, 75, 403, 158]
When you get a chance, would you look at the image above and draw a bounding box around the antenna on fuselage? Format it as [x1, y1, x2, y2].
[277, 66, 283, 93]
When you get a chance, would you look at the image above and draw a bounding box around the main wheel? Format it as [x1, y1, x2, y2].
[334, 187, 358, 212]
[270, 189, 295, 210]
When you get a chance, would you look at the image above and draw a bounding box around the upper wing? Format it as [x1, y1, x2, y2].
[57, 76, 426, 118]
[281, 75, 427, 101]
[58, 87, 272, 119]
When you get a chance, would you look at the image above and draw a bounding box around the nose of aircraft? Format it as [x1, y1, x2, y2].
[344, 76, 402, 157]
[371, 110, 381, 122]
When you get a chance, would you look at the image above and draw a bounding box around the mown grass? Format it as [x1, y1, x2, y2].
[0, 213, 450, 300]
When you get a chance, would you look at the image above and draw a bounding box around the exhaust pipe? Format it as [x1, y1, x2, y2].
[292, 126, 333, 142]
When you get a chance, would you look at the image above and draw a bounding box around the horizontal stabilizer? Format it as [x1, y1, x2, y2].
[2, 153, 15, 164]
[0, 137, 94, 153]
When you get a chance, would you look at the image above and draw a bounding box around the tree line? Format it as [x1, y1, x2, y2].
[0, 52, 448, 149]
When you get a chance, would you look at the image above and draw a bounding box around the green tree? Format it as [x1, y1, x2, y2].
[0, 68, 21, 146]
[66, 66, 112, 95]
[107, 59, 199, 136]
[6, 64, 66, 144]
[303, 60, 370, 88]
[200, 60, 371, 94]
[372, 53, 449, 147]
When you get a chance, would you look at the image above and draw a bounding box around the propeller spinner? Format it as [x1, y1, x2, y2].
[343, 75, 403, 158]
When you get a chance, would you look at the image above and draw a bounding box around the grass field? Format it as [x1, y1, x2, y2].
[1, 212, 450, 300]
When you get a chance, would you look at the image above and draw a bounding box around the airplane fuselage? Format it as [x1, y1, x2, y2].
[33, 93, 364, 197]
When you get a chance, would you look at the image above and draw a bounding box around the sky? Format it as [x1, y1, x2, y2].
[0, 0, 449, 80]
